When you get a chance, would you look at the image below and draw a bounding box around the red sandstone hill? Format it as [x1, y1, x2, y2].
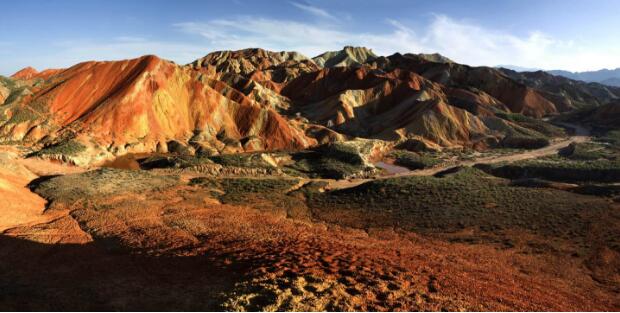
[0, 55, 314, 164]
[369, 53, 558, 118]
[1, 47, 615, 164]
[281, 66, 490, 148]
[11, 67, 39, 80]
[11, 67, 63, 81]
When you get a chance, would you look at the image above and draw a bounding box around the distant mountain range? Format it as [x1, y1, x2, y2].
[548, 69, 620, 87]
[499, 65, 620, 87]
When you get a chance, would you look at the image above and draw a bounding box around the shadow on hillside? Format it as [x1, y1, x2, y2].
[0, 235, 245, 311]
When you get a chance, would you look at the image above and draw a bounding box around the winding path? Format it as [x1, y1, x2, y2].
[327, 122, 591, 190]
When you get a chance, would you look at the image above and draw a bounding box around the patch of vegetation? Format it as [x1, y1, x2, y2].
[388, 150, 441, 170]
[599, 130, 620, 150]
[282, 143, 373, 179]
[559, 142, 611, 161]
[2, 87, 27, 106]
[318, 143, 365, 165]
[572, 184, 620, 198]
[477, 156, 620, 183]
[140, 155, 214, 169]
[307, 168, 610, 240]
[32, 168, 180, 206]
[285, 151, 372, 179]
[0, 109, 7, 123]
[209, 153, 276, 169]
[140, 151, 291, 171]
[0, 76, 17, 90]
[497, 112, 565, 138]
[5, 106, 40, 125]
[500, 135, 549, 149]
[31, 140, 86, 157]
[190, 177, 297, 193]
[189, 177, 306, 214]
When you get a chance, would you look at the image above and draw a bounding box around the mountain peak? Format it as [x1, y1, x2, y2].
[414, 53, 453, 64]
[313, 46, 378, 68]
[191, 48, 315, 73]
[11, 66, 39, 80]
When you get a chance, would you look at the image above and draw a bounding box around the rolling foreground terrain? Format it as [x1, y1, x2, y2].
[0, 47, 619, 311]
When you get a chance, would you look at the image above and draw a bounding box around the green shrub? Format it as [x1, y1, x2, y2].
[388, 150, 440, 170]
[497, 112, 565, 137]
[501, 135, 549, 149]
[189, 177, 305, 213]
[209, 153, 275, 169]
[32, 140, 87, 157]
[285, 151, 371, 179]
[306, 167, 610, 239]
[559, 142, 609, 160]
[600, 130, 620, 150]
[319, 143, 365, 165]
[477, 158, 620, 183]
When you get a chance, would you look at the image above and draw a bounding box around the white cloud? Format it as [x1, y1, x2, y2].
[1, 37, 210, 74]
[114, 36, 148, 43]
[3, 14, 618, 74]
[50, 38, 210, 65]
[175, 15, 620, 71]
[290, 2, 335, 20]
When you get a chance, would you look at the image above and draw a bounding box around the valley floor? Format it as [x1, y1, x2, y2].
[0, 139, 618, 311]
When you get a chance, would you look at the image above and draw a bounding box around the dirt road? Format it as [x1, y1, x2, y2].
[328, 123, 591, 190]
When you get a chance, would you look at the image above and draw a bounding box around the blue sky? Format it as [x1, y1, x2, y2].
[1, 0, 620, 75]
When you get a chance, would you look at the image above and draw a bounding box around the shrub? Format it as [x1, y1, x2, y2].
[388, 150, 441, 170]
[285, 151, 372, 179]
[497, 112, 565, 137]
[500, 135, 549, 149]
[306, 167, 609, 239]
[477, 158, 620, 183]
[32, 140, 87, 157]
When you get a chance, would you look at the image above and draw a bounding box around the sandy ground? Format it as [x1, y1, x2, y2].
[0, 146, 85, 232]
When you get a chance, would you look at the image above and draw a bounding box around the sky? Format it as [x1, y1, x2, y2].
[1, 0, 620, 75]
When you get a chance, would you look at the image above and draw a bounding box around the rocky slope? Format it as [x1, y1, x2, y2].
[10, 67, 39, 80]
[2, 46, 608, 165]
[369, 53, 558, 117]
[282, 66, 491, 149]
[313, 46, 378, 68]
[0, 55, 315, 165]
[579, 101, 620, 128]
[500, 68, 620, 110]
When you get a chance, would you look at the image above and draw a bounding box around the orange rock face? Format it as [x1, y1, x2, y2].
[3, 47, 612, 164]
[10, 67, 62, 81]
[283, 66, 489, 148]
[11, 67, 39, 80]
[2, 55, 315, 164]
[370, 53, 558, 118]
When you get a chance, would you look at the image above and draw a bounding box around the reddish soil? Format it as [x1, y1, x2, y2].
[0, 170, 617, 311]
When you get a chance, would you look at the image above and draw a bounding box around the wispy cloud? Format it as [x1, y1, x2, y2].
[3, 14, 618, 74]
[1, 37, 210, 74]
[114, 36, 148, 43]
[175, 15, 620, 71]
[290, 2, 335, 20]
